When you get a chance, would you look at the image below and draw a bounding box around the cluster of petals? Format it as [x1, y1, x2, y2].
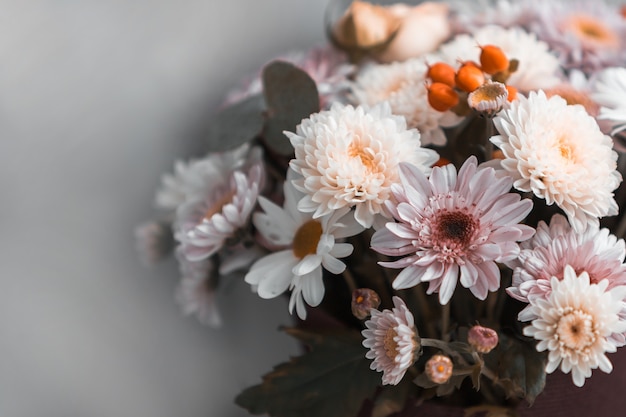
[350, 58, 462, 146]
[593, 67, 626, 137]
[491, 90, 621, 232]
[362, 296, 419, 386]
[520, 265, 626, 387]
[245, 180, 363, 319]
[286, 102, 439, 229]
[437, 25, 561, 93]
[175, 156, 264, 262]
[371, 156, 534, 305]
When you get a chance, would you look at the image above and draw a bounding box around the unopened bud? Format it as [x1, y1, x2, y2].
[351, 288, 381, 319]
[425, 354, 453, 384]
[467, 80, 508, 116]
[468, 325, 499, 353]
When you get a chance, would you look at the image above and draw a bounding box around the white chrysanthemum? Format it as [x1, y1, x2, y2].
[245, 180, 364, 319]
[287, 103, 439, 229]
[449, 0, 537, 34]
[491, 90, 621, 232]
[438, 25, 561, 92]
[362, 296, 420, 386]
[519, 265, 626, 387]
[351, 59, 462, 146]
[175, 162, 264, 261]
[155, 143, 259, 211]
[593, 67, 626, 136]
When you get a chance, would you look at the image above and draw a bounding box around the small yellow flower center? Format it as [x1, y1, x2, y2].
[356, 295, 364, 304]
[563, 15, 619, 49]
[383, 327, 399, 361]
[556, 309, 597, 352]
[348, 137, 380, 174]
[292, 220, 323, 259]
[204, 190, 235, 220]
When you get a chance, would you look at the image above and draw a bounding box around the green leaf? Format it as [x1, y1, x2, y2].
[205, 94, 265, 151]
[484, 333, 547, 404]
[235, 327, 381, 417]
[371, 378, 415, 417]
[262, 61, 320, 155]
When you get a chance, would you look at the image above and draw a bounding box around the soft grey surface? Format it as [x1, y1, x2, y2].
[0, 1, 328, 416]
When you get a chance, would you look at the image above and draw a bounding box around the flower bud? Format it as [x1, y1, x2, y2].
[479, 45, 509, 75]
[425, 354, 453, 384]
[351, 288, 381, 319]
[455, 62, 485, 93]
[427, 82, 459, 112]
[332, 1, 401, 50]
[467, 80, 508, 116]
[467, 325, 499, 353]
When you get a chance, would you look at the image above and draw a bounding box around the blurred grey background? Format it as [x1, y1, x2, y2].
[0, 1, 328, 416]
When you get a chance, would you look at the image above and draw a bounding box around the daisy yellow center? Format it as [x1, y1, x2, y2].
[557, 136, 576, 162]
[470, 82, 506, 104]
[383, 327, 399, 361]
[292, 220, 323, 259]
[435, 211, 477, 248]
[564, 15, 619, 48]
[348, 138, 380, 174]
[556, 309, 597, 352]
[204, 190, 235, 220]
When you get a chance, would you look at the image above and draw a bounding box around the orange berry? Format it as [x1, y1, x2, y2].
[455, 62, 485, 93]
[479, 45, 509, 75]
[506, 85, 518, 102]
[426, 62, 456, 87]
[434, 156, 451, 167]
[427, 82, 459, 112]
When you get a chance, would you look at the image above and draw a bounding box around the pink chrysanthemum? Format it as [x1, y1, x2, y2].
[175, 162, 264, 262]
[362, 296, 420, 386]
[507, 213, 626, 346]
[371, 157, 534, 305]
[519, 266, 626, 387]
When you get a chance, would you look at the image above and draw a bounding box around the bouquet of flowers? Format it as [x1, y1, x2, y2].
[136, 0, 626, 415]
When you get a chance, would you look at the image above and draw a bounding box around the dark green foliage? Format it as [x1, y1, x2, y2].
[205, 94, 265, 151]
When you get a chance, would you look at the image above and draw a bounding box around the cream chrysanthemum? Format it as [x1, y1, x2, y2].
[287, 103, 439, 229]
[245, 180, 364, 319]
[519, 265, 626, 387]
[351, 59, 462, 146]
[491, 90, 621, 232]
[437, 25, 561, 92]
[362, 296, 420, 386]
[593, 67, 626, 136]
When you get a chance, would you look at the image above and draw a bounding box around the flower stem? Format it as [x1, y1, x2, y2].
[441, 302, 450, 342]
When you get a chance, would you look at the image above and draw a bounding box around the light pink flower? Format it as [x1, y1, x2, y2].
[362, 296, 420, 386]
[371, 157, 534, 305]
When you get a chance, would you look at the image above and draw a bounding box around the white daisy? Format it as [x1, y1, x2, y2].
[286, 103, 439, 229]
[593, 67, 626, 136]
[362, 296, 420, 386]
[351, 58, 462, 146]
[491, 90, 621, 232]
[244, 179, 364, 319]
[519, 265, 626, 387]
[437, 25, 561, 92]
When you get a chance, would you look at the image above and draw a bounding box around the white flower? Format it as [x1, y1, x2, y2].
[245, 180, 364, 319]
[519, 265, 626, 387]
[491, 90, 621, 232]
[155, 143, 259, 211]
[438, 25, 561, 92]
[593, 67, 626, 136]
[351, 59, 462, 146]
[362, 296, 420, 385]
[287, 103, 439, 229]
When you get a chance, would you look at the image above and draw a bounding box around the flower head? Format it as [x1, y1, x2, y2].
[467, 325, 499, 353]
[351, 59, 462, 146]
[245, 179, 364, 319]
[425, 354, 454, 384]
[351, 288, 381, 320]
[371, 157, 534, 305]
[593, 67, 626, 137]
[519, 265, 626, 387]
[287, 103, 439, 229]
[491, 90, 621, 232]
[362, 296, 420, 385]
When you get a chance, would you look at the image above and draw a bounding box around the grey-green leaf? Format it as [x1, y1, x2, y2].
[205, 94, 265, 152]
